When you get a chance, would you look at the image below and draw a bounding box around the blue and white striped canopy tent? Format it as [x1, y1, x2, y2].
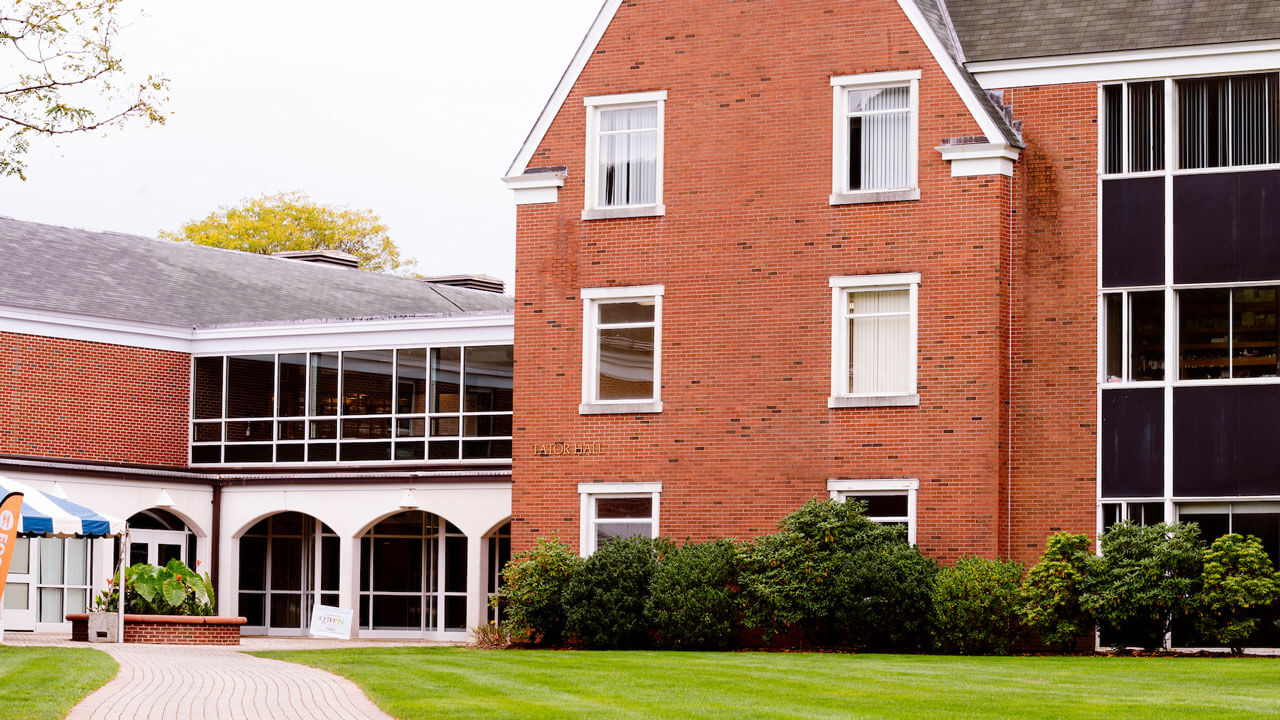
[0, 475, 123, 537]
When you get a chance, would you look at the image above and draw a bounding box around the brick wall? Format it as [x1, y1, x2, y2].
[0, 332, 190, 467]
[1005, 83, 1101, 562]
[512, 0, 1022, 562]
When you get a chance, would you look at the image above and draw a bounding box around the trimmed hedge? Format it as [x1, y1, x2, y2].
[497, 506, 1280, 654]
[647, 539, 740, 649]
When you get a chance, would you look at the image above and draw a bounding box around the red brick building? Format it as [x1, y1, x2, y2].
[503, 0, 1280, 571]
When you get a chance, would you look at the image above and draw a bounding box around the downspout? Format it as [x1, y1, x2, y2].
[211, 481, 222, 614]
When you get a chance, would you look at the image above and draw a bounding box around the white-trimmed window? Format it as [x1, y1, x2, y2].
[584, 91, 666, 220]
[829, 479, 918, 545]
[580, 285, 663, 415]
[831, 70, 920, 205]
[578, 482, 661, 556]
[829, 273, 919, 408]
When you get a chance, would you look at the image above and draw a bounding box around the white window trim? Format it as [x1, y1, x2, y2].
[578, 482, 662, 557]
[828, 478, 919, 546]
[830, 70, 921, 205]
[581, 285, 664, 415]
[583, 91, 667, 220]
[829, 273, 920, 408]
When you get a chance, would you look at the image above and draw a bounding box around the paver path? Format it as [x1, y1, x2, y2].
[10, 634, 450, 719]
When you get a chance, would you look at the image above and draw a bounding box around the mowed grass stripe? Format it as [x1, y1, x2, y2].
[255, 648, 1280, 720]
[0, 645, 116, 720]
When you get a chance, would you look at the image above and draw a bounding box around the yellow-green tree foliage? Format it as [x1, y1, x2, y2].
[161, 192, 412, 273]
[2, 0, 168, 179]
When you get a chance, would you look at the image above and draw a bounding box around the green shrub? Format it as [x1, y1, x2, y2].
[1020, 532, 1093, 651]
[92, 559, 215, 616]
[498, 535, 582, 645]
[738, 499, 937, 649]
[1081, 521, 1203, 651]
[647, 539, 740, 649]
[932, 557, 1024, 655]
[1197, 533, 1280, 655]
[565, 536, 668, 649]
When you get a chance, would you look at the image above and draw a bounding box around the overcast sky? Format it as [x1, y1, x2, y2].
[2, 0, 605, 287]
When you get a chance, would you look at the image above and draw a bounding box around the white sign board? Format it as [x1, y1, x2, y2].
[309, 604, 353, 640]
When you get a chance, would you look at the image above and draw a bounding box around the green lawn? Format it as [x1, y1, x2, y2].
[0, 645, 115, 720]
[256, 647, 1280, 719]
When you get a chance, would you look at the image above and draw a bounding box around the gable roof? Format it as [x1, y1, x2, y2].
[0, 216, 512, 329]
[946, 0, 1280, 63]
[505, 0, 1022, 178]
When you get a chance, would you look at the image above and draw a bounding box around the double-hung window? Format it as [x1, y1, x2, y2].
[581, 285, 663, 414]
[831, 70, 920, 205]
[578, 483, 661, 556]
[829, 274, 920, 407]
[584, 91, 666, 220]
[828, 479, 918, 545]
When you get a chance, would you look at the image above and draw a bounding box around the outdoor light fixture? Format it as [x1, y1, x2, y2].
[398, 489, 420, 509]
[154, 489, 175, 508]
[48, 481, 68, 499]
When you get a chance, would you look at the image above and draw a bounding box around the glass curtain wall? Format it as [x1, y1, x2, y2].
[192, 345, 513, 465]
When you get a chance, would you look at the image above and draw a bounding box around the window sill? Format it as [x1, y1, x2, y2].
[829, 189, 919, 206]
[579, 400, 663, 415]
[828, 394, 919, 408]
[582, 204, 665, 221]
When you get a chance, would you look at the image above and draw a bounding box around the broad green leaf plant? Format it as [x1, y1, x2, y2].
[93, 559, 215, 616]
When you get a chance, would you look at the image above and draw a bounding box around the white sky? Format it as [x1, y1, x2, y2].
[1, 0, 605, 287]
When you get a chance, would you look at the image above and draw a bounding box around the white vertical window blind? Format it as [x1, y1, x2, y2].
[1178, 73, 1280, 169]
[598, 106, 659, 207]
[846, 86, 910, 191]
[847, 288, 911, 394]
[1101, 81, 1164, 174]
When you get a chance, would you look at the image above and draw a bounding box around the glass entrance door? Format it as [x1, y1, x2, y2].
[238, 513, 338, 636]
[129, 529, 188, 567]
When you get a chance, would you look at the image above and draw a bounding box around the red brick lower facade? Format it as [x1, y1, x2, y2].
[67, 614, 247, 646]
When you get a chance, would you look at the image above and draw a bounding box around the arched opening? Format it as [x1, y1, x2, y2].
[126, 508, 197, 569]
[238, 512, 338, 635]
[486, 521, 511, 624]
[358, 511, 466, 634]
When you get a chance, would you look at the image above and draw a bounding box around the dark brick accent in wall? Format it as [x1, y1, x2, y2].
[1174, 170, 1280, 284]
[1101, 388, 1163, 497]
[1102, 177, 1164, 287]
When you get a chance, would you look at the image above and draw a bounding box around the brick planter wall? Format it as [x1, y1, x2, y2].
[67, 614, 247, 645]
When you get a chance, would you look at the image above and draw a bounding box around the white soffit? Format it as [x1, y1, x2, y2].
[0, 305, 514, 355]
[968, 39, 1280, 89]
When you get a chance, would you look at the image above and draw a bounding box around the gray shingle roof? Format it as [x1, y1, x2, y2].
[946, 0, 1280, 63]
[914, 0, 1022, 146]
[0, 216, 512, 328]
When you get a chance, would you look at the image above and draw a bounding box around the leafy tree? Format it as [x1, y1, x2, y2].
[738, 499, 937, 649]
[497, 535, 582, 645]
[1020, 532, 1093, 651]
[1081, 521, 1203, 651]
[1, 0, 167, 179]
[1197, 533, 1280, 655]
[932, 556, 1025, 655]
[160, 191, 413, 273]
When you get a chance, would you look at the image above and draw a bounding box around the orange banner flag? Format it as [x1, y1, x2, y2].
[0, 492, 23, 607]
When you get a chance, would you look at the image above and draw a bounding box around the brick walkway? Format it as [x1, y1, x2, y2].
[9, 633, 453, 719]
